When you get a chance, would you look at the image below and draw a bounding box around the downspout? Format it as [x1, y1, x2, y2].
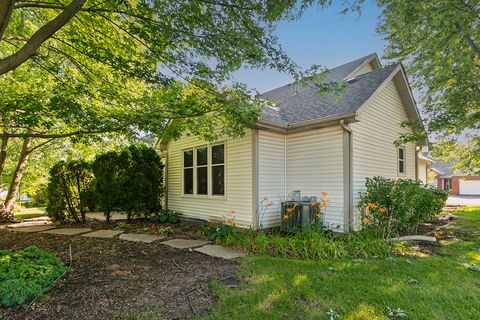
[415, 146, 419, 181]
[252, 129, 259, 229]
[340, 120, 353, 232]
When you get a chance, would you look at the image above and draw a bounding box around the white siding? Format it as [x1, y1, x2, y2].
[351, 80, 416, 226]
[166, 130, 254, 227]
[257, 130, 286, 228]
[350, 62, 374, 77]
[418, 162, 428, 184]
[286, 126, 345, 232]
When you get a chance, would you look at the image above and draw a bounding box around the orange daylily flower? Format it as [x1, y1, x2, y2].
[286, 207, 294, 214]
[283, 214, 289, 220]
[362, 217, 370, 224]
[378, 207, 386, 213]
[320, 191, 328, 196]
[267, 201, 273, 207]
[262, 196, 269, 200]
[316, 213, 321, 219]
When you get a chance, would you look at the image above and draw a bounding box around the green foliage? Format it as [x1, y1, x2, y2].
[46, 160, 94, 223]
[150, 209, 182, 224]
[92, 145, 164, 222]
[358, 177, 448, 238]
[0, 246, 66, 307]
[217, 227, 394, 260]
[204, 222, 238, 240]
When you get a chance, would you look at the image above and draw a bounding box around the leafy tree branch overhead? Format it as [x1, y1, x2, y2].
[345, 0, 480, 173]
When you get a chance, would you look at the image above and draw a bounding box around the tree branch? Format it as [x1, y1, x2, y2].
[455, 22, 480, 61]
[1, 128, 123, 139]
[0, 0, 15, 39]
[0, 0, 87, 75]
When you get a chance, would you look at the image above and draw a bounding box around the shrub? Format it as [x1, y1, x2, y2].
[358, 176, 448, 238]
[46, 160, 94, 223]
[92, 145, 164, 222]
[0, 247, 66, 307]
[150, 209, 182, 224]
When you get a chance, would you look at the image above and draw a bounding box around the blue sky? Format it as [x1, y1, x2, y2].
[234, 2, 386, 93]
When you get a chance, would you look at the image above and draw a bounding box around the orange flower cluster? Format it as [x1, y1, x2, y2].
[367, 202, 386, 213]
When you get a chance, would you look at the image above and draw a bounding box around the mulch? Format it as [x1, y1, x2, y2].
[0, 227, 239, 320]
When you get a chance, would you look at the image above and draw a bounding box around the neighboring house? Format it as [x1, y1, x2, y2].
[432, 161, 480, 195]
[158, 53, 425, 232]
[417, 153, 435, 185]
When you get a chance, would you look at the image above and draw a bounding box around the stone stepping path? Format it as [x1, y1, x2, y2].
[7, 220, 52, 228]
[10, 225, 56, 233]
[42, 228, 92, 236]
[119, 233, 164, 243]
[161, 239, 210, 249]
[81, 230, 124, 238]
[7, 225, 246, 259]
[194, 245, 247, 259]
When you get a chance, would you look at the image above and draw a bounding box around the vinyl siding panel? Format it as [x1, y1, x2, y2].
[351, 80, 416, 227]
[286, 126, 345, 232]
[166, 130, 253, 227]
[350, 62, 374, 77]
[257, 130, 286, 228]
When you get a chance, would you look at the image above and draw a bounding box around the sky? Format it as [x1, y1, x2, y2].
[233, 2, 386, 93]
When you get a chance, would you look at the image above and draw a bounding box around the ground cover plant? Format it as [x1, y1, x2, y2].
[205, 206, 480, 320]
[0, 246, 66, 307]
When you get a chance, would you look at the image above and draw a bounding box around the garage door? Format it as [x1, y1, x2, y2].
[459, 180, 480, 195]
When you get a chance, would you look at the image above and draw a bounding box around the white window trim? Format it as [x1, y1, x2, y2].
[181, 142, 226, 199]
[398, 146, 406, 176]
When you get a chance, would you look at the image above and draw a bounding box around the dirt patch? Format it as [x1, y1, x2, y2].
[0, 229, 238, 320]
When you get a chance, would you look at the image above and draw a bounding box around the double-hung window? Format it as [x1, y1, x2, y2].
[398, 146, 406, 175]
[182, 143, 225, 196]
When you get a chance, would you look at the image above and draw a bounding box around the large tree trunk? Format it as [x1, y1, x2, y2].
[0, 0, 15, 39]
[0, 135, 8, 178]
[0, 136, 31, 221]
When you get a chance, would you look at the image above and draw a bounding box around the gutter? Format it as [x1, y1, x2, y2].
[256, 112, 358, 133]
[340, 119, 353, 232]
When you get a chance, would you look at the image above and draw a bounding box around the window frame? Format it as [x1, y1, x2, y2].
[181, 142, 226, 198]
[211, 142, 225, 196]
[397, 146, 406, 176]
[182, 149, 194, 195]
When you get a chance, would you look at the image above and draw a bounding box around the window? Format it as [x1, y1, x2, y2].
[444, 178, 452, 191]
[183, 149, 193, 194]
[398, 147, 406, 175]
[196, 147, 208, 195]
[211, 144, 225, 195]
[182, 143, 225, 196]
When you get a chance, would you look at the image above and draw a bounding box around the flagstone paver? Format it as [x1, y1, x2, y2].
[119, 233, 165, 243]
[42, 228, 92, 236]
[194, 245, 247, 259]
[161, 239, 210, 249]
[81, 230, 124, 238]
[9, 225, 57, 233]
[7, 221, 53, 228]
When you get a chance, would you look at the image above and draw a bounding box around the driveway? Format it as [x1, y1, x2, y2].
[446, 195, 480, 206]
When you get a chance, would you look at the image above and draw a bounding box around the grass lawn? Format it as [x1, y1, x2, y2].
[13, 206, 47, 220]
[205, 206, 480, 320]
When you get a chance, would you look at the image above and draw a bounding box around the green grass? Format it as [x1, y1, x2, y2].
[13, 207, 46, 220]
[204, 206, 480, 320]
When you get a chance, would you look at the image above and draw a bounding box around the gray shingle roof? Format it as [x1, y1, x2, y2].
[260, 55, 400, 126]
[431, 161, 456, 177]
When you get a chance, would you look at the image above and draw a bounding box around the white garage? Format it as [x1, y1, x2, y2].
[459, 179, 480, 195]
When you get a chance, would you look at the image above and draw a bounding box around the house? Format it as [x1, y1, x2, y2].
[432, 161, 480, 195]
[417, 153, 435, 184]
[157, 53, 425, 232]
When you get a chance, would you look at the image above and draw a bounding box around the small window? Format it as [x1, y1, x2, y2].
[183, 149, 193, 194]
[398, 147, 406, 175]
[196, 147, 208, 195]
[212, 144, 225, 195]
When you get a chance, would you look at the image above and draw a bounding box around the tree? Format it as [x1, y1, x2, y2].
[1, 0, 340, 220]
[344, 0, 480, 173]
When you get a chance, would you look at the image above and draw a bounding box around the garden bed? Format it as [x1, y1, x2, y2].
[0, 228, 238, 320]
